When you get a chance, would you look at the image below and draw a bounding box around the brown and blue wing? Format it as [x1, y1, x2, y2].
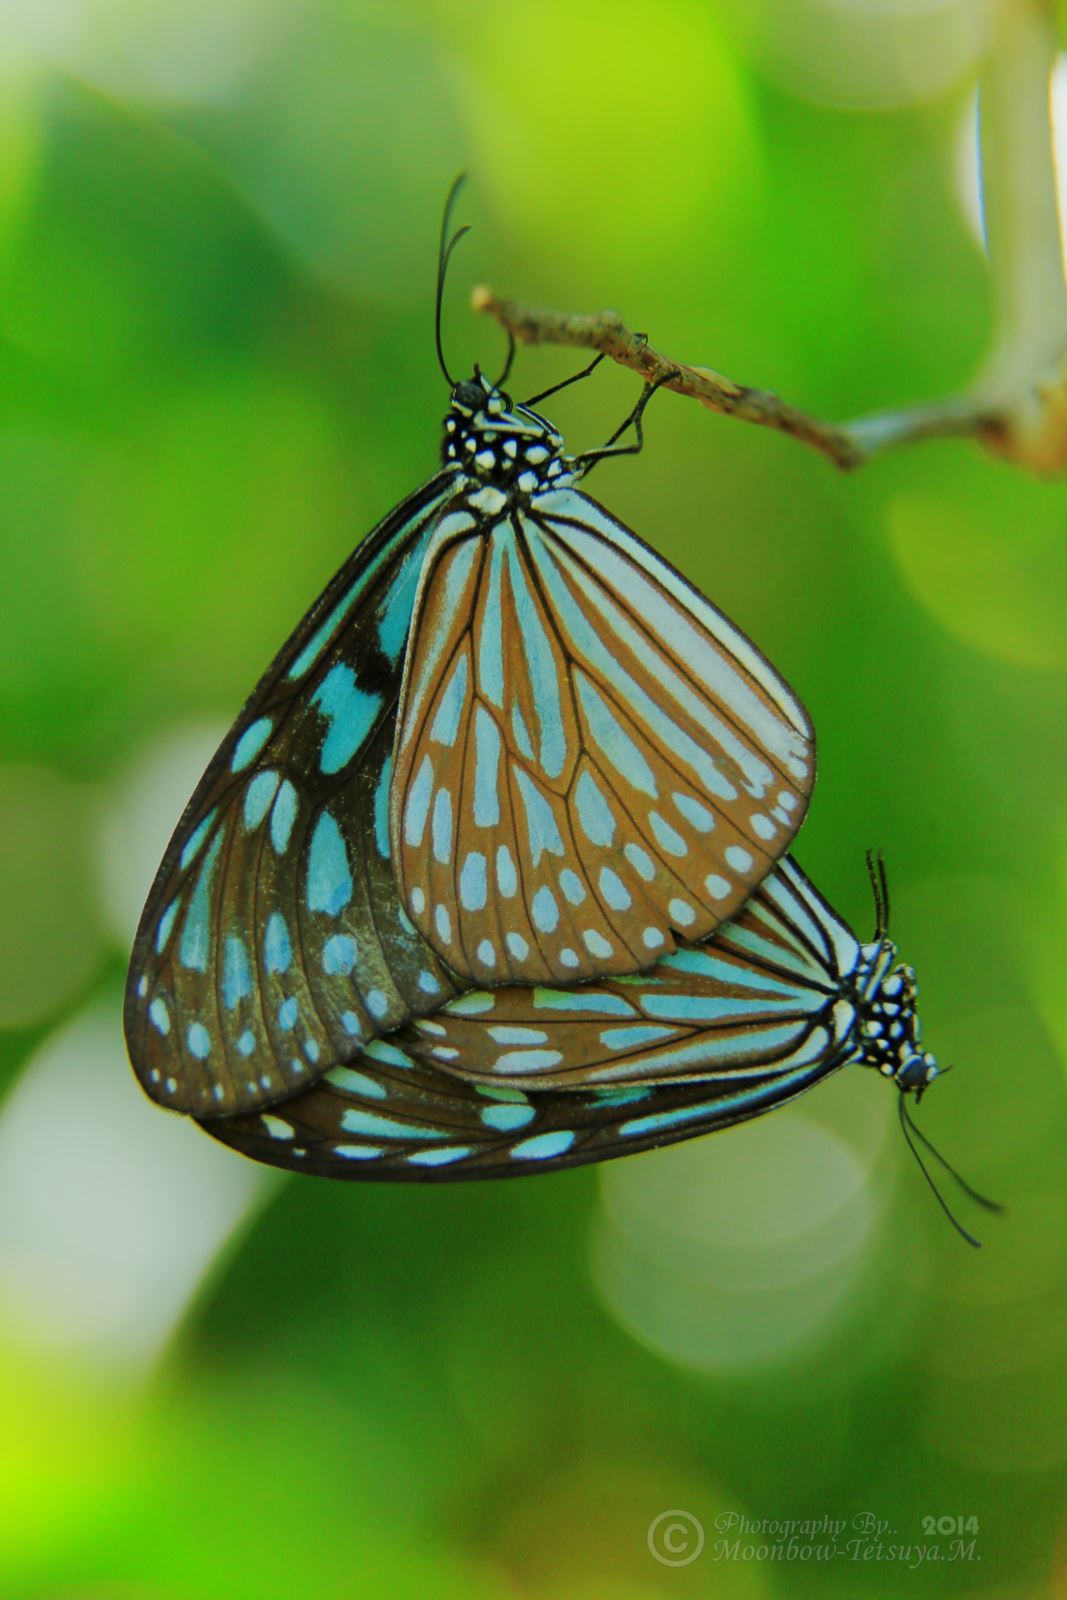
[389, 488, 815, 988]
[401, 856, 862, 1090]
[124, 473, 464, 1119]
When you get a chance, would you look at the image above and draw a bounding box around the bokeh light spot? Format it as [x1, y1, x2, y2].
[0, 998, 270, 1373]
[458, 0, 760, 263]
[0, 0, 292, 104]
[720, 0, 991, 111]
[888, 486, 1067, 670]
[591, 1110, 880, 1373]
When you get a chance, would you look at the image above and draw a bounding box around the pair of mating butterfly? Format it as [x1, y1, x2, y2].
[125, 181, 997, 1241]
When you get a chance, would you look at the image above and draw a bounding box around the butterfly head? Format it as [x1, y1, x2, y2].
[856, 945, 940, 1100]
[442, 369, 573, 496]
[854, 850, 939, 1099]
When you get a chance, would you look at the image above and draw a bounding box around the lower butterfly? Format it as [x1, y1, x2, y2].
[201, 854, 936, 1172]
[201, 850, 1000, 1245]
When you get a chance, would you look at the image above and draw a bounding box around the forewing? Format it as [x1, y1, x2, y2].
[124, 473, 465, 1118]
[390, 490, 814, 986]
[399, 855, 860, 1089]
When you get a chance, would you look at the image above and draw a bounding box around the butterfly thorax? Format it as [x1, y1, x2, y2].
[854, 940, 939, 1097]
[442, 374, 576, 511]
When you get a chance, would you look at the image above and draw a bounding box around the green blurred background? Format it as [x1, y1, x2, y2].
[2, 1, 1067, 1595]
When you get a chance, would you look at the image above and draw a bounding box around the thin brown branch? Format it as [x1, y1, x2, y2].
[473, 6, 1067, 479]
[472, 286, 1001, 472]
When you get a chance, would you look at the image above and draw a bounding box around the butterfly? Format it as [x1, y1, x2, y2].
[200, 848, 1000, 1246]
[197, 853, 936, 1182]
[124, 180, 812, 1119]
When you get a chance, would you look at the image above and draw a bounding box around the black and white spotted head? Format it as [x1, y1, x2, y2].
[442, 370, 576, 501]
[855, 943, 940, 1100]
[853, 917, 997, 1246]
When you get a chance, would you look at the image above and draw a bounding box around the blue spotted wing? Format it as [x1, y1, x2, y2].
[390, 488, 814, 989]
[124, 473, 465, 1119]
[198, 858, 874, 1180]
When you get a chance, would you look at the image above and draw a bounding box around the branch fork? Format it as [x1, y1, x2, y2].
[473, 6, 1067, 478]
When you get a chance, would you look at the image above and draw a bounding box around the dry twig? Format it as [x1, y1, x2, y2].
[472, 288, 1002, 472]
[473, 5, 1067, 478]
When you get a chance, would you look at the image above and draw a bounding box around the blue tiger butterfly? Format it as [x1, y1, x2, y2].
[124, 182, 996, 1242]
[125, 180, 812, 1119]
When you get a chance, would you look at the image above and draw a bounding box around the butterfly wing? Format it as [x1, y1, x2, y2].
[390, 487, 814, 987]
[124, 473, 465, 1119]
[401, 855, 861, 1089]
[198, 862, 855, 1180]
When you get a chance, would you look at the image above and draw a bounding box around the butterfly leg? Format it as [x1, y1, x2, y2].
[573, 367, 680, 476]
[523, 352, 607, 407]
[496, 328, 517, 386]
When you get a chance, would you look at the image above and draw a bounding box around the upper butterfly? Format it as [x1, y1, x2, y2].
[389, 367, 814, 985]
[124, 181, 811, 1119]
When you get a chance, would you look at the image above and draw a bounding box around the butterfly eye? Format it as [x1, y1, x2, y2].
[896, 1055, 931, 1094]
[452, 380, 483, 411]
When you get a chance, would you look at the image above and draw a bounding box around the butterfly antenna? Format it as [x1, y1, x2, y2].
[865, 848, 889, 941]
[496, 328, 516, 388]
[900, 1095, 1005, 1214]
[897, 1095, 1003, 1248]
[435, 173, 470, 388]
[898, 1095, 981, 1246]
